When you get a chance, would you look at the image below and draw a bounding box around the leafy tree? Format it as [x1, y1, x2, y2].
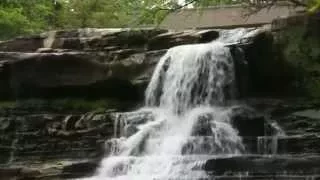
[61, 0, 170, 28]
[0, 0, 56, 39]
[0, 0, 318, 40]
[0, 7, 30, 39]
[308, 0, 320, 13]
[172, 0, 319, 13]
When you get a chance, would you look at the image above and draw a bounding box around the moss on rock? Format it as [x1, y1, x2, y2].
[275, 15, 320, 97]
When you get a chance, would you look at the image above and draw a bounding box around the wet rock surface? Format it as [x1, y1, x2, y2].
[0, 109, 121, 158]
[0, 28, 227, 179]
[202, 98, 320, 179]
[205, 155, 320, 175]
[0, 27, 320, 179]
[1, 94, 320, 178]
[0, 106, 116, 179]
[0, 28, 271, 101]
[0, 29, 220, 100]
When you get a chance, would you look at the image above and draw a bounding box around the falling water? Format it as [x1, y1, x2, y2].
[83, 28, 259, 180]
[257, 121, 286, 155]
[145, 42, 235, 113]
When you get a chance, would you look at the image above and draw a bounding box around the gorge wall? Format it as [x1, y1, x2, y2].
[0, 14, 320, 179]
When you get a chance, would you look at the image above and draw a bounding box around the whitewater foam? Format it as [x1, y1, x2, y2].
[81, 28, 260, 180]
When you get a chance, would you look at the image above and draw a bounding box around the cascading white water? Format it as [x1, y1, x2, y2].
[145, 42, 235, 113]
[83, 28, 257, 180]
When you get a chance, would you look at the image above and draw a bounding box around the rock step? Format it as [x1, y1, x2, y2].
[0, 167, 42, 180]
[213, 175, 320, 180]
[0, 160, 99, 180]
[0, 49, 152, 63]
[244, 134, 320, 155]
[0, 113, 113, 133]
[0, 138, 106, 164]
[276, 111, 320, 136]
[0, 28, 221, 53]
[112, 134, 320, 156]
[4, 131, 319, 165]
[0, 134, 107, 148]
[204, 155, 320, 175]
[4, 155, 320, 179]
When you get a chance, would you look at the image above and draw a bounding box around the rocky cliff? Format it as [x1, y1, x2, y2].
[1, 14, 320, 179]
[0, 28, 222, 101]
[0, 28, 235, 179]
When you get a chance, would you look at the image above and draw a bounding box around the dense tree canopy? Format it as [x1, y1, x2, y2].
[0, 0, 55, 39]
[0, 0, 318, 40]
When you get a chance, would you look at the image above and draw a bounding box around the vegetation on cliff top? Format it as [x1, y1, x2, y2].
[0, 0, 319, 40]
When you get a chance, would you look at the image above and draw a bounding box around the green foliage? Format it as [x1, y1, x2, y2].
[0, 0, 315, 40]
[191, 0, 240, 7]
[0, 0, 56, 39]
[0, 0, 184, 38]
[0, 7, 30, 39]
[308, 0, 320, 13]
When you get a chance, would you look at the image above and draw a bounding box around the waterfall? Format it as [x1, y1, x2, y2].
[145, 42, 235, 113]
[83, 28, 258, 180]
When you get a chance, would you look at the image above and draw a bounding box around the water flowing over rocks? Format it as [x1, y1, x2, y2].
[1, 16, 320, 179]
[0, 29, 231, 101]
[82, 36, 245, 179]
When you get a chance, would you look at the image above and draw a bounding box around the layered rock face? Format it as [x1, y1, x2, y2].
[0, 28, 222, 100]
[0, 19, 320, 179]
[204, 98, 320, 179]
[0, 28, 228, 179]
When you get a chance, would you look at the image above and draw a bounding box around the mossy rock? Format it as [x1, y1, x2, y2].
[272, 14, 320, 97]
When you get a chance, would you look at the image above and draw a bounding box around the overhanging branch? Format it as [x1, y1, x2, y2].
[158, 0, 307, 12]
[158, 0, 199, 11]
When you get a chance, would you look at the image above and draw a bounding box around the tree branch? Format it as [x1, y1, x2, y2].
[158, 0, 200, 11]
[288, 0, 308, 7]
[159, 0, 307, 12]
[242, 0, 307, 17]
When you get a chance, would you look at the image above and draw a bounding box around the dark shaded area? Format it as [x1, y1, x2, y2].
[230, 107, 266, 137]
[244, 32, 297, 97]
[0, 51, 145, 101]
[205, 156, 320, 175]
[198, 30, 220, 43]
[0, 62, 11, 100]
[147, 30, 219, 50]
[243, 135, 320, 155]
[0, 167, 41, 180]
[61, 161, 99, 179]
[230, 46, 248, 98]
[0, 36, 44, 52]
[12, 78, 141, 101]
